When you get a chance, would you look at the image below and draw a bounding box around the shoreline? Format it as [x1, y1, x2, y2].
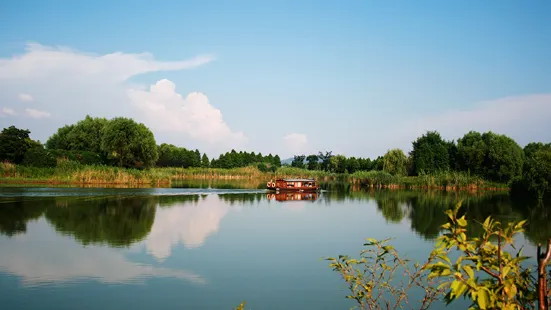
[0, 177, 509, 194]
[0, 164, 510, 191]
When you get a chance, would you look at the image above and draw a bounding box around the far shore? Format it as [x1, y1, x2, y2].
[0, 164, 509, 192]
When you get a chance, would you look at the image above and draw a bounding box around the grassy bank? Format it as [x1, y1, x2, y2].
[0, 161, 172, 185]
[349, 170, 508, 190]
[0, 162, 508, 190]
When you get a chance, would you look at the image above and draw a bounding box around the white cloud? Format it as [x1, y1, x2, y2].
[144, 195, 230, 262]
[346, 93, 551, 158]
[0, 42, 214, 82]
[25, 108, 51, 119]
[0, 107, 17, 116]
[128, 79, 248, 147]
[18, 93, 34, 102]
[0, 42, 228, 151]
[283, 133, 309, 155]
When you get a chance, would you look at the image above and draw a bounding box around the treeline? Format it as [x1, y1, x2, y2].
[211, 150, 281, 172]
[0, 115, 281, 170]
[291, 151, 383, 173]
[291, 131, 551, 199]
[1, 117, 550, 199]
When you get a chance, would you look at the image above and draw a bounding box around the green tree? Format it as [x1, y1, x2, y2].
[318, 151, 333, 171]
[21, 144, 57, 167]
[273, 154, 282, 167]
[371, 156, 384, 171]
[266, 153, 274, 165]
[346, 157, 360, 174]
[382, 148, 408, 176]
[447, 139, 459, 171]
[291, 154, 306, 168]
[512, 147, 551, 200]
[329, 154, 347, 173]
[45, 124, 74, 150]
[193, 149, 201, 167]
[358, 157, 372, 171]
[201, 153, 210, 167]
[306, 154, 319, 170]
[523, 142, 551, 159]
[100, 117, 158, 168]
[481, 132, 524, 184]
[410, 131, 451, 175]
[67, 115, 108, 154]
[0, 126, 35, 164]
[45, 115, 108, 155]
[457, 131, 487, 176]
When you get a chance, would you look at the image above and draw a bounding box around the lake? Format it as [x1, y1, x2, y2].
[1, 181, 549, 310]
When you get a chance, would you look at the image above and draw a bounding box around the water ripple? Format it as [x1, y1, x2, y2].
[0, 187, 268, 198]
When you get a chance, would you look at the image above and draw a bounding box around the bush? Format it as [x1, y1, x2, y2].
[257, 163, 269, 172]
[511, 147, 551, 200]
[327, 202, 551, 310]
[22, 146, 57, 167]
[23, 148, 104, 167]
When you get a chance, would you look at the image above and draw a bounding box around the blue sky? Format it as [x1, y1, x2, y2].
[1, 0, 550, 158]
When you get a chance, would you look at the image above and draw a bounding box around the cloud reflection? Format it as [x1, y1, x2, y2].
[144, 195, 230, 261]
[0, 219, 205, 287]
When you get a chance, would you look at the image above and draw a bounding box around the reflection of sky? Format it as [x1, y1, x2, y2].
[143, 195, 230, 261]
[0, 218, 205, 287]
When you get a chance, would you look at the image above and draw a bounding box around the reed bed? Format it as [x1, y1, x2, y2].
[1, 162, 171, 185]
[156, 166, 268, 180]
[0, 162, 508, 190]
[348, 170, 508, 191]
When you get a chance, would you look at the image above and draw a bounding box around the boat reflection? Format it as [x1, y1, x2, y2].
[266, 192, 319, 202]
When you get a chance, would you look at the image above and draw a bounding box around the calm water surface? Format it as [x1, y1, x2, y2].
[1, 182, 549, 310]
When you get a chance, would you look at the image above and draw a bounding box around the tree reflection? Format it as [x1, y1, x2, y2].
[156, 194, 200, 207]
[45, 196, 157, 248]
[514, 199, 551, 245]
[362, 189, 531, 241]
[375, 197, 406, 223]
[1, 185, 549, 250]
[0, 198, 47, 236]
[407, 197, 449, 240]
[218, 193, 265, 205]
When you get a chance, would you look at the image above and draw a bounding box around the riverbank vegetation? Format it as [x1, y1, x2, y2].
[1, 116, 550, 198]
[326, 202, 551, 309]
[292, 131, 551, 199]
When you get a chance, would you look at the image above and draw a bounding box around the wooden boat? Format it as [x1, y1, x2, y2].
[266, 178, 319, 192]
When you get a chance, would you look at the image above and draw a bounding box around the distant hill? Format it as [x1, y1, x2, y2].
[281, 157, 293, 166]
[280, 157, 310, 166]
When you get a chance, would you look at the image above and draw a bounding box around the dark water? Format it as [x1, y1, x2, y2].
[0, 182, 549, 310]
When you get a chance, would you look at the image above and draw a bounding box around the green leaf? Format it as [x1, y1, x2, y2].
[482, 216, 491, 229]
[502, 266, 511, 278]
[364, 238, 377, 245]
[464, 265, 475, 279]
[477, 289, 489, 309]
[457, 216, 467, 227]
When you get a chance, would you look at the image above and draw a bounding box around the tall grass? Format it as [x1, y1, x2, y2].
[1, 161, 170, 185]
[0, 162, 508, 189]
[349, 170, 508, 190]
[155, 166, 267, 179]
